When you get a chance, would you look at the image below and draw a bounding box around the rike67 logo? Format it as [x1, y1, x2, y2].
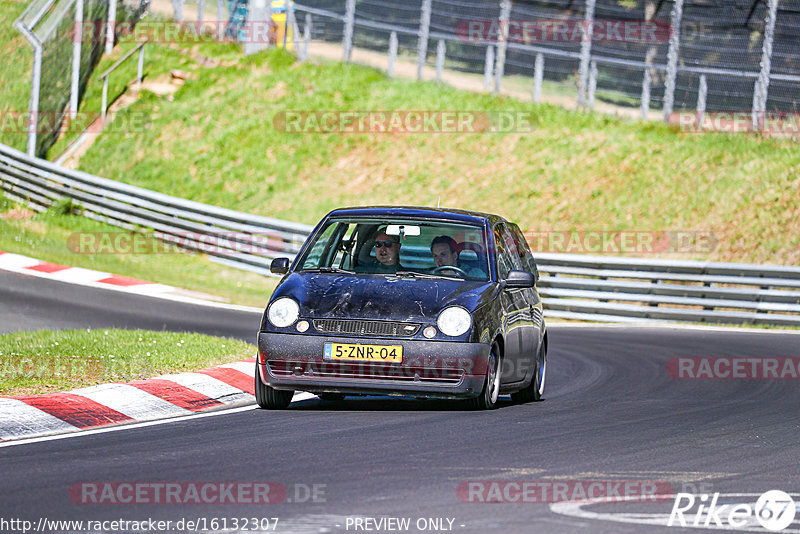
[668, 490, 797, 531]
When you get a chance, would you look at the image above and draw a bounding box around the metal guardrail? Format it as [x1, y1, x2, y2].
[0, 143, 313, 276]
[2, 141, 799, 326]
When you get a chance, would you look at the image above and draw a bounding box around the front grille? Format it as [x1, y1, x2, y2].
[313, 319, 421, 337]
[268, 360, 464, 385]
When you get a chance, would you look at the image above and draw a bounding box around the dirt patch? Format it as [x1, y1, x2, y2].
[1, 206, 35, 220]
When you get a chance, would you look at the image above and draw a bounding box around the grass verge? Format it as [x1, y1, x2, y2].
[69, 45, 799, 265]
[0, 328, 254, 395]
[0, 193, 278, 307]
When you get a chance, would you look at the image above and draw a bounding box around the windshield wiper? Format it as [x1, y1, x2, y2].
[304, 267, 355, 274]
[394, 270, 444, 279]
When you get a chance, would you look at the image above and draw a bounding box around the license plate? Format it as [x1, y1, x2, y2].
[323, 342, 403, 363]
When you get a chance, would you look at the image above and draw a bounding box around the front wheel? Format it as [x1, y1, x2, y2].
[468, 345, 501, 410]
[511, 341, 546, 404]
[254, 364, 294, 409]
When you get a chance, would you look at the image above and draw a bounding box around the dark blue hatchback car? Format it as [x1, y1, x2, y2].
[256, 206, 547, 410]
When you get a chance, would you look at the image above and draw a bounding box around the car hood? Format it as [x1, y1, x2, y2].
[272, 272, 498, 322]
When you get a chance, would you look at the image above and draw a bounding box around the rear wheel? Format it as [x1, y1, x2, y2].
[468, 345, 501, 410]
[254, 363, 294, 409]
[511, 341, 546, 404]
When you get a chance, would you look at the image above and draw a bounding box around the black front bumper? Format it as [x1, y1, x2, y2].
[257, 332, 491, 399]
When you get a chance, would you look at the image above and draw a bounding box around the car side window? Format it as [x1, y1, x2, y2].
[494, 223, 523, 279]
[509, 223, 538, 275]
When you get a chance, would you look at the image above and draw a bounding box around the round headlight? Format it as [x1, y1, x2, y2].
[437, 306, 472, 337]
[267, 298, 300, 328]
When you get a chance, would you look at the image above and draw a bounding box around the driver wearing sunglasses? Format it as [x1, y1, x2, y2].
[371, 231, 404, 273]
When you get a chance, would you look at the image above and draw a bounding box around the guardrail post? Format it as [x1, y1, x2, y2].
[70, 0, 84, 118]
[105, 0, 117, 54]
[388, 31, 398, 78]
[662, 0, 684, 122]
[342, 0, 355, 63]
[587, 60, 597, 110]
[435, 39, 446, 82]
[696, 74, 707, 129]
[416, 0, 432, 80]
[532, 52, 543, 102]
[753, 0, 778, 131]
[577, 0, 596, 108]
[24, 32, 42, 157]
[641, 68, 652, 119]
[493, 0, 512, 94]
[483, 45, 494, 92]
[284, 0, 293, 49]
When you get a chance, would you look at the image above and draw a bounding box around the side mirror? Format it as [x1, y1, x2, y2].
[504, 269, 535, 289]
[270, 257, 290, 274]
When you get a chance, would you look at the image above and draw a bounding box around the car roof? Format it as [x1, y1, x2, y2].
[325, 206, 506, 226]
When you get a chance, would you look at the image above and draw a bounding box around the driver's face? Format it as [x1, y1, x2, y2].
[374, 233, 400, 266]
[432, 243, 458, 267]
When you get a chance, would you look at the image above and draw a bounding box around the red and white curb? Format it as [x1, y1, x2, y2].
[0, 250, 260, 312]
[0, 358, 315, 442]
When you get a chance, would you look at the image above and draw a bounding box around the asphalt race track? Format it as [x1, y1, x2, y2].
[1, 270, 799, 534]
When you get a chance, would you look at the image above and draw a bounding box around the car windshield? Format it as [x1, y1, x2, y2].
[296, 217, 490, 281]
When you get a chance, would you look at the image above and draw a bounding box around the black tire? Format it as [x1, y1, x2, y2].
[254, 363, 294, 409]
[467, 345, 501, 410]
[318, 393, 346, 401]
[511, 340, 546, 404]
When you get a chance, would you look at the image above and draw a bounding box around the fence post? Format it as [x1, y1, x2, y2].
[416, 0, 432, 80]
[244, 0, 268, 55]
[70, 0, 84, 118]
[300, 13, 311, 61]
[172, 0, 183, 23]
[217, 0, 225, 40]
[753, 0, 778, 131]
[493, 0, 512, 94]
[577, 0, 596, 107]
[198, 0, 205, 22]
[483, 45, 494, 92]
[20, 30, 42, 157]
[587, 60, 597, 110]
[532, 52, 543, 102]
[663, 0, 684, 121]
[105, 0, 117, 54]
[342, 0, 355, 62]
[696, 74, 707, 130]
[435, 39, 446, 82]
[388, 31, 398, 78]
[101, 76, 108, 121]
[641, 68, 651, 119]
[137, 43, 144, 87]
